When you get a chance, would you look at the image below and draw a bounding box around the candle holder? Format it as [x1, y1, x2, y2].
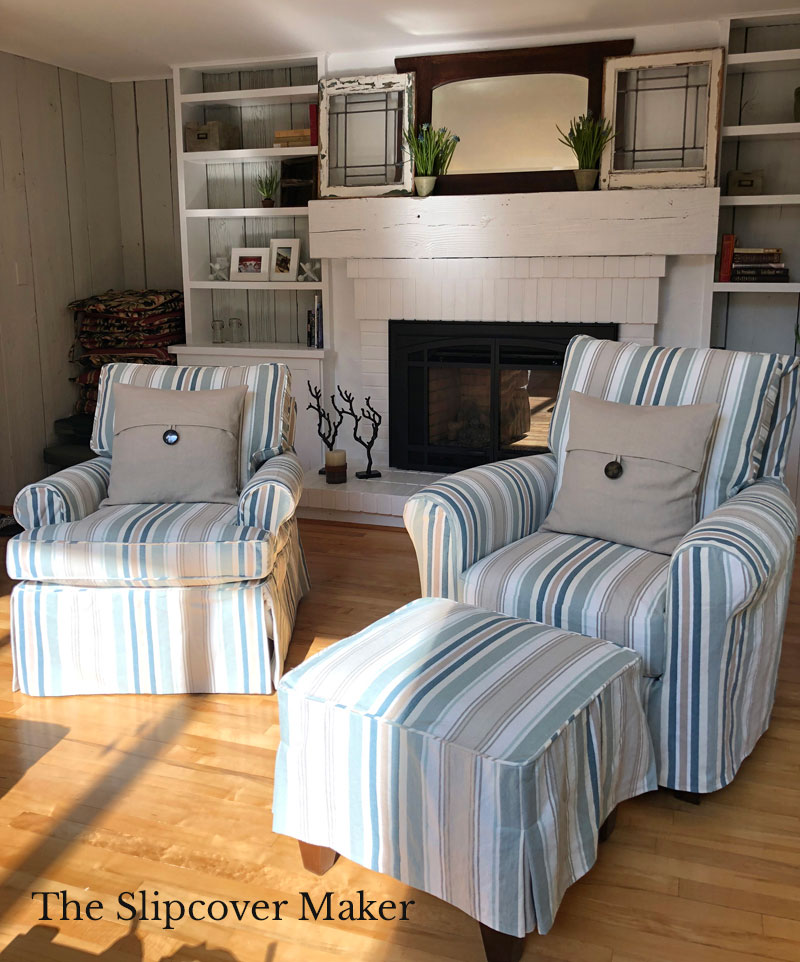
[325, 449, 347, 484]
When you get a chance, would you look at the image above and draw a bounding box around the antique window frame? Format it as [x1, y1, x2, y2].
[318, 73, 414, 198]
[599, 48, 725, 190]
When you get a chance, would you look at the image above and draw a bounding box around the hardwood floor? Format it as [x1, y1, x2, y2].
[0, 519, 798, 962]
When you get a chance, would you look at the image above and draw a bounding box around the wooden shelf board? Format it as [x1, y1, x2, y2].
[190, 281, 323, 291]
[713, 282, 800, 293]
[182, 146, 318, 163]
[727, 49, 800, 73]
[169, 342, 326, 358]
[722, 123, 800, 140]
[186, 207, 310, 218]
[720, 194, 800, 206]
[181, 85, 318, 108]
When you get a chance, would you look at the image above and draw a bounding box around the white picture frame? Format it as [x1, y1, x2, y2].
[319, 73, 414, 198]
[229, 248, 271, 282]
[600, 48, 725, 190]
[268, 238, 300, 281]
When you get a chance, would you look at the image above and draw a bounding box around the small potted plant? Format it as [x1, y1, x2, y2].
[403, 123, 460, 197]
[557, 112, 615, 190]
[255, 168, 281, 207]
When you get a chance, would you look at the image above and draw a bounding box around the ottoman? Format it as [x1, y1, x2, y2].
[273, 598, 656, 961]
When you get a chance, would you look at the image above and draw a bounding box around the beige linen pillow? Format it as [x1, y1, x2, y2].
[542, 391, 719, 554]
[106, 383, 247, 505]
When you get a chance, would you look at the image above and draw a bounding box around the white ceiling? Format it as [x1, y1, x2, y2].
[0, 0, 797, 81]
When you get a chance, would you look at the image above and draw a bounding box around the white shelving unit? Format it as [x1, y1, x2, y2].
[713, 11, 800, 504]
[170, 52, 332, 470]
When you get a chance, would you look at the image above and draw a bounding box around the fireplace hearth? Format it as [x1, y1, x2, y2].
[389, 321, 617, 472]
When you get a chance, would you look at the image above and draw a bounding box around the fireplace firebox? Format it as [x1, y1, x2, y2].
[389, 321, 617, 472]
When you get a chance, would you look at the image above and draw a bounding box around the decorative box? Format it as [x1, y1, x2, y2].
[184, 121, 240, 152]
[727, 169, 763, 196]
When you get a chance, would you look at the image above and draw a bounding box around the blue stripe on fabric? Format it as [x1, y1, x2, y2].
[144, 591, 157, 692]
[238, 586, 250, 693]
[128, 591, 141, 693]
[34, 588, 45, 695]
[689, 550, 703, 793]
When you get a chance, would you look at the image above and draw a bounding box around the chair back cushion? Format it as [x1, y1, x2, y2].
[549, 336, 784, 518]
[757, 354, 800, 481]
[91, 362, 293, 487]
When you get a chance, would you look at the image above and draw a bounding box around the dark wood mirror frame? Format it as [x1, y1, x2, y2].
[395, 39, 634, 195]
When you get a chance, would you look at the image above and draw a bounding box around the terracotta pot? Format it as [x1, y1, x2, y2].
[261, 197, 275, 208]
[574, 169, 599, 191]
[415, 176, 437, 197]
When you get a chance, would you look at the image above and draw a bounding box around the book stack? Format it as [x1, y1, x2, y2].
[274, 127, 312, 148]
[718, 235, 790, 283]
[306, 295, 323, 349]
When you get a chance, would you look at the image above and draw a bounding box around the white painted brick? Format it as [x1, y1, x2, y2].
[361, 491, 378, 514]
[390, 278, 404, 318]
[346, 260, 360, 278]
[634, 255, 652, 277]
[595, 278, 613, 323]
[611, 278, 628, 321]
[587, 257, 605, 278]
[544, 256, 560, 276]
[523, 279, 538, 320]
[377, 279, 391, 318]
[557, 257, 574, 278]
[453, 280, 468, 320]
[391, 495, 407, 516]
[427, 280, 443, 321]
[603, 255, 620, 277]
[495, 279, 509, 321]
[499, 257, 515, 277]
[649, 255, 667, 277]
[364, 279, 379, 318]
[467, 278, 483, 320]
[580, 278, 597, 322]
[619, 256, 637, 278]
[572, 256, 590, 277]
[529, 258, 545, 278]
[565, 279, 582, 321]
[376, 493, 393, 515]
[403, 279, 416, 319]
[354, 279, 368, 318]
[514, 257, 529, 278]
[626, 278, 645, 324]
[507, 279, 524, 321]
[537, 278, 553, 319]
[642, 278, 660, 325]
[441, 280, 455, 320]
[551, 278, 567, 321]
[482, 279, 496, 321]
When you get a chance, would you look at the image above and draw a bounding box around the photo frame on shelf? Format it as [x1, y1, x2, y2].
[599, 48, 725, 190]
[229, 248, 271, 282]
[268, 239, 300, 281]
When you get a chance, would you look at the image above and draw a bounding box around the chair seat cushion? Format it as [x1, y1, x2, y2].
[6, 502, 274, 587]
[460, 531, 669, 676]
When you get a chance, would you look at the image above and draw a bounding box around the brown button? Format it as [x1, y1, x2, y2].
[604, 459, 623, 480]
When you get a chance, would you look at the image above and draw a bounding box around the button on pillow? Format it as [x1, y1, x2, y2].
[542, 391, 719, 555]
[105, 383, 247, 505]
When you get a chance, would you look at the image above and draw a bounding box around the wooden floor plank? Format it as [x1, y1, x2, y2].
[0, 519, 798, 962]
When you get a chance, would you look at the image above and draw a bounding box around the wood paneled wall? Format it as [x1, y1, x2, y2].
[112, 79, 182, 292]
[0, 68, 182, 505]
[0, 52, 123, 504]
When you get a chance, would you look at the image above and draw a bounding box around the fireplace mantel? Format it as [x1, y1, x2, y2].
[308, 188, 719, 260]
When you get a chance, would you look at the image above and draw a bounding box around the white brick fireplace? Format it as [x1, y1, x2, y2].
[301, 188, 720, 524]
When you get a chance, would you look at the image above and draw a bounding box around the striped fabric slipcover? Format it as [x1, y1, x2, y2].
[8, 362, 309, 695]
[91, 361, 294, 486]
[404, 337, 800, 793]
[274, 598, 656, 937]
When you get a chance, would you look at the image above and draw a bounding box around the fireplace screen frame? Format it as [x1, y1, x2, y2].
[389, 320, 617, 472]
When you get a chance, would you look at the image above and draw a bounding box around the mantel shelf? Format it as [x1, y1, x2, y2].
[308, 188, 720, 260]
[186, 207, 310, 218]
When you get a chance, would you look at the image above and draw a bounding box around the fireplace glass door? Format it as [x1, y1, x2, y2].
[390, 321, 617, 472]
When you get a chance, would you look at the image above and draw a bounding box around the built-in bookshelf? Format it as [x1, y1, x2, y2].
[173, 53, 329, 348]
[712, 13, 800, 359]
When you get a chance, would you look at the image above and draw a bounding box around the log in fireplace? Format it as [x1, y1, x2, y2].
[389, 321, 617, 472]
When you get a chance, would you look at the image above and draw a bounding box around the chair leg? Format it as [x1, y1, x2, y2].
[479, 923, 525, 962]
[599, 806, 617, 843]
[298, 841, 339, 876]
[673, 790, 702, 806]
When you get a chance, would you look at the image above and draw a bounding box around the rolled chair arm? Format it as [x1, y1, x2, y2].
[238, 452, 304, 532]
[13, 457, 112, 529]
[404, 453, 558, 599]
[661, 478, 797, 793]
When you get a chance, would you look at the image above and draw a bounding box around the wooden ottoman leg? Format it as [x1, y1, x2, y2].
[599, 806, 617, 843]
[298, 841, 339, 876]
[479, 922, 525, 962]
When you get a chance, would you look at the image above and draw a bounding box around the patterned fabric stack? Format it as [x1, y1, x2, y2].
[69, 289, 185, 414]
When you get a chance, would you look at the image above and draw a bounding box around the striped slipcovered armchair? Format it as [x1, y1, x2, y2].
[7, 362, 310, 696]
[405, 336, 800, 794]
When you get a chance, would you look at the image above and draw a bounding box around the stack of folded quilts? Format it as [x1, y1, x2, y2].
[69, 289, 185, 414]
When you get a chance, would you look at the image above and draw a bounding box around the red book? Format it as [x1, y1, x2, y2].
[719, 233, 736, 282]
[309, 103, 318, 147]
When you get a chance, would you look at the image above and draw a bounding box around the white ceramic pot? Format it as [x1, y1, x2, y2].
[415, 176, 437, 197]
[574, 169, 599, 191]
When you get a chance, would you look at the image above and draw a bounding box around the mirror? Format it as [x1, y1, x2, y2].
[431, 74, 589, 174]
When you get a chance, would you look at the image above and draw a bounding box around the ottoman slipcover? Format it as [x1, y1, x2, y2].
[273, 598, 656, 937]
